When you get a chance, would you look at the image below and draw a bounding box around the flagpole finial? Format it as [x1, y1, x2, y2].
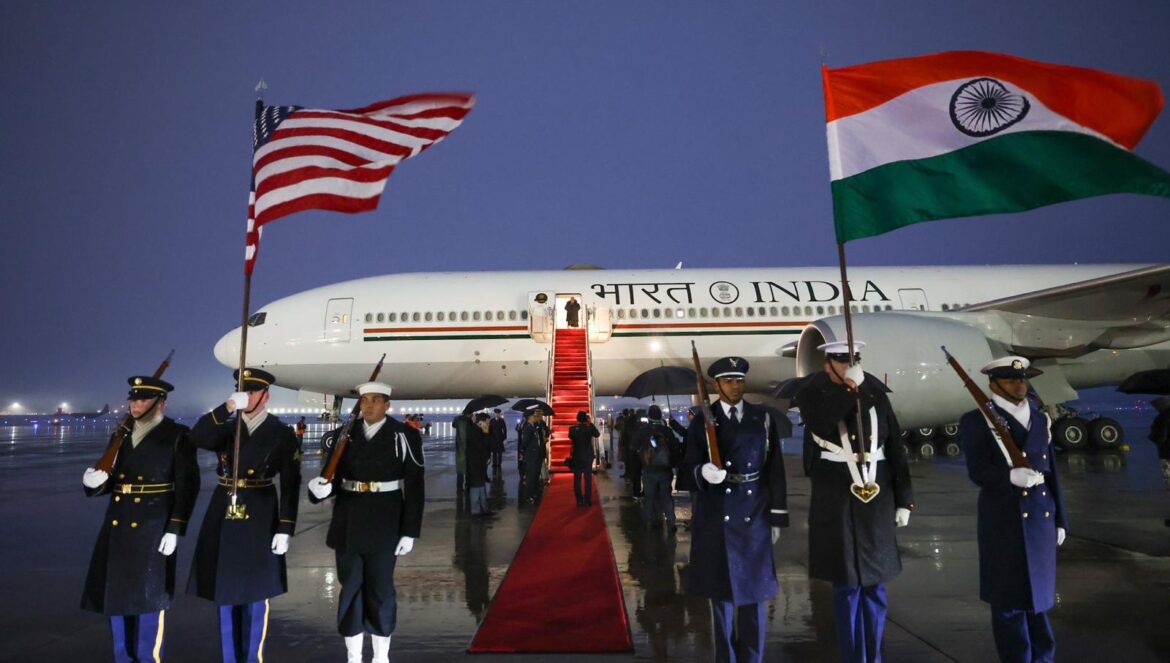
[255, 79, 268, 98]
[819, 46, 829, 66]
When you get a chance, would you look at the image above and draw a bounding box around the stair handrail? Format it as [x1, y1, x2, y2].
[584, 306, 595, 419]
[546, 305, 556, 405]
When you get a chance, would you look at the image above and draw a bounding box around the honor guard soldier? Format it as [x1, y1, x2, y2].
[307, 382, 425, 663]
[795, 341, 913, 663]
[187, 368, 302, 663]
[81, 376, 200, 663]
[960, 357, 1067, 663]
[682, 356, 790, 663]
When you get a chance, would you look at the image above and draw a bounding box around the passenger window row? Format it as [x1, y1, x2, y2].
[363, 310, 529, 324]
[612, 304, 898, 320]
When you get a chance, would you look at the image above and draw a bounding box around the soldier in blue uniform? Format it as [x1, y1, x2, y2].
[81, 376, 200, 663]
[308, 382, 425, 663]
[795, 341, 913, 663]
[187, 368, 302, 663]
[960, 356, 1067, 663]
[682, 356, 790, 663]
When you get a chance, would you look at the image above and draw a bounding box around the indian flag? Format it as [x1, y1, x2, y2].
[824, 51, 1170, 243]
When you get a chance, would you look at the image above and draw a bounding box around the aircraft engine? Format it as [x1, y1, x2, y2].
[795, 313, 995, 429]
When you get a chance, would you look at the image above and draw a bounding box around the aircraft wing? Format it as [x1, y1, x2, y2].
[957, 264, 1170, 357]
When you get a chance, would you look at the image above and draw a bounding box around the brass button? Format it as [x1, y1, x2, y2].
[725, 488, 731, 494]
[1044, 511, 1050, 518]
[117, 473, 125, 479]
[1043, 454, 1048, 460]
[112, 520, 119, 526]
[850, 435, 857, 440]
[1021, 452, 1027, 458]
[1022, 490, 1028, 497]
[137, 475, 144, 481]
[747, 462, 753, 468]
[724, 461, 731, 468]
[134, 497, 141, 504]
[723, 515, 730, 522]
[1022, 512, 1029, 519]
[747, 489, 753, 496]
[114, 496, 121, 503]
[130, 522, 138, 528]
[744, 516, 751, 523]
[247, 469, 255, 476]
[1041, 491, 1047, 496]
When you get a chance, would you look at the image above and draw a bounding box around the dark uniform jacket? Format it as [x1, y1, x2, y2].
[82, 417, 199, 615]
[682, 400, 790, 605]
[187, 405, 301, 605]
[312, 417, 425, 553]
[488, 417, 508, 454]
[568, 422, 600, 470]
[466, 424, 489, 487]
[797, 371, 912, 588]
[961, 402, 1067, 612]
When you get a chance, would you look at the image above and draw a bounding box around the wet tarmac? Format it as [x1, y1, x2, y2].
[3, 400, 1169, 662]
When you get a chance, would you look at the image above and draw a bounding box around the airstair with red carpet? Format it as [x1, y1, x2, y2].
[547, 327, 590, 472]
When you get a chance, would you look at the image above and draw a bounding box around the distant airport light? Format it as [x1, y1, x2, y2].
[61, 403, 69, 410]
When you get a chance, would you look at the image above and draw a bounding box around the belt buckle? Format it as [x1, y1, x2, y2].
[368, 481, 380, 492]
[236, 479, 247, 488]
[119, 484, 133, 494]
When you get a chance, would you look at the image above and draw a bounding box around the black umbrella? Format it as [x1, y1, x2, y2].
[622, 366, 699, 399]
[1118, 369, 1170, 395]
[511, 398, 554, 416]
[462, 394, 508, 415]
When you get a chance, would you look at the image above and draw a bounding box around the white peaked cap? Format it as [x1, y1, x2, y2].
[817, 340, 866, 354]
[357, 382, 393, 397]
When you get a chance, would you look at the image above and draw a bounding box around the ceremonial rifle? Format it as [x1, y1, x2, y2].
[690, 341, 723, 468]
[320, 354, 387, 482]
[93, 350, 174, 473]
[941, 346, 1031, 469]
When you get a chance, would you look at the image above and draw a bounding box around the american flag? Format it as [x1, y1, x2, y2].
[244, 92, 475, 274]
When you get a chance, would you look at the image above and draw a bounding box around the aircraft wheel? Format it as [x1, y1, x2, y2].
[1052, 417, 1090, 450]
[939, 423, 961, 440]
[916, 427, 936, 440]
[943, 441, 963, 457]
[917, 442, 936, 458]
[1089, 417, 1123, 449]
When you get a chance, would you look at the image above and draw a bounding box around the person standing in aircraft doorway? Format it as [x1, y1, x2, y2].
[565, 296, 581, 328]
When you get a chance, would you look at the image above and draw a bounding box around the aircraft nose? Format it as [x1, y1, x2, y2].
[213, 327, 242, 368]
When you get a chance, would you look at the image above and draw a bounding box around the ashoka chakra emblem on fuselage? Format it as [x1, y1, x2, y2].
[949, 78, 1030, 137]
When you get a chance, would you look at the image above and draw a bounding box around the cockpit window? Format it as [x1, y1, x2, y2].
[247, 312, 267, 327]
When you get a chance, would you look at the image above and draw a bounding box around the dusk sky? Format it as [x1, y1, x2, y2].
[4, 1, 1170, 413]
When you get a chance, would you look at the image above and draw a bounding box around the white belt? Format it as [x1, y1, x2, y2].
[340, 479, 401, 493]
[811, 437, 886, 464]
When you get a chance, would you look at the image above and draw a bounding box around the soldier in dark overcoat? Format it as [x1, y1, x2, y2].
[682, 356, 790, 663]
[634, 405, 682, 530]
[520, 406, 548, 503]
[795, 340, 913, 663]
[467, 413, 493, 516]
[960, 356, 1067, 663]
[187, 367, 301, 663]
[81, 376, 200, 663]
[307, 381, 425, 663]
[488, 408, 508, 476]
[568, 410, 600, 506]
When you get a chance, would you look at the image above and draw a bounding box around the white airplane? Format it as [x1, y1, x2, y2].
[213, 262, 1170, 450]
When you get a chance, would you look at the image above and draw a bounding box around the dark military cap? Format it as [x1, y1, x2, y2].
[233, 367, 276, 391]
[127, 376, 174, 400]
[707, 356, 749, 380]
[981, 356, 1042, 379]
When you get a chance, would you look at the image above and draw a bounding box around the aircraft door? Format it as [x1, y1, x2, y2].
[588, 304, 612, 343]
[325, 298, 353, 342]
[528, 291, 554, 343]
[897, 288, 929, 311]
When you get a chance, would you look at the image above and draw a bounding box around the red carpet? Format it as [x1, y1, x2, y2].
[548, 328, 588, 472]
[468, 474, 632, 653]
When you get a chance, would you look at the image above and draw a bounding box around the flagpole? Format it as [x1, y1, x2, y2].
[225, 95, 264, 521]
[835, 241, 870, 474]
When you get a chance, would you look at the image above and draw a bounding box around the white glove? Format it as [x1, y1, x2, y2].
[82, 468, 109, 489]
[895, 508, 911, 527]
[395, 536, 415, 556]
[1057, 527, 1066, 547]
[308, 477, 333, 500]
[700, 463, 727, 485]
[271, 533, 290, 555]
[1026, 470, 1045, 487]
[227, 392, 249, 412]
[1009, 468, 1033, 487]
[844, 363, 865, 386]
[771, 527, 781, 544]
[158, 533, 178, 556]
